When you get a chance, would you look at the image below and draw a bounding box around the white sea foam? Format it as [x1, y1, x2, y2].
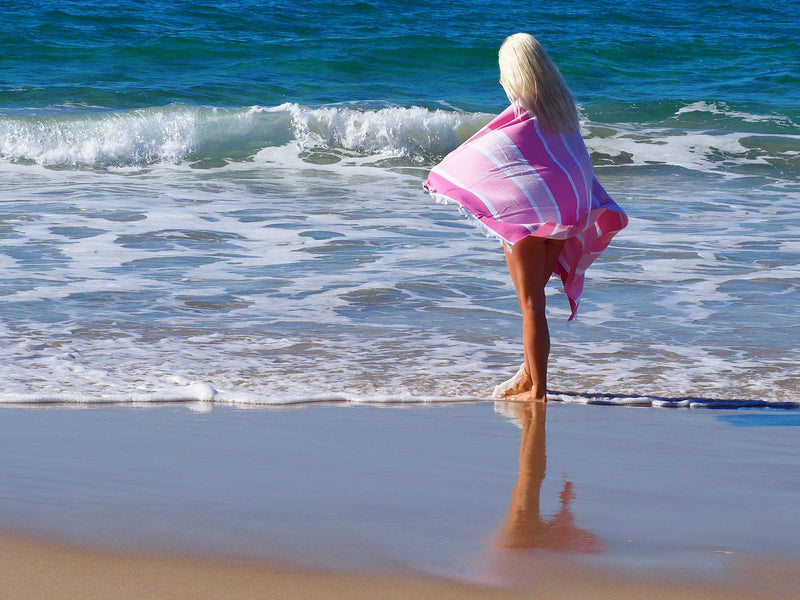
[674, 101, 799, 128]
[586, 125, 800, 179]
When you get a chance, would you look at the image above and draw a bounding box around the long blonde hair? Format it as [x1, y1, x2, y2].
[498, 33, 579, 133]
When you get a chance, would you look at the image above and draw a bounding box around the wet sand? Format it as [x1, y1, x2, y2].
[1, 401, 799, 598]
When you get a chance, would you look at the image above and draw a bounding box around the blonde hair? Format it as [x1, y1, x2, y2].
[498, 33, 579, 133]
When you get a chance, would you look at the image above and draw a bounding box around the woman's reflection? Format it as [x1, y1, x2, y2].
[494, 401, 603, 553]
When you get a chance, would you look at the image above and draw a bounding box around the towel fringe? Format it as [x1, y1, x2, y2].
[428, 192, 511, 246]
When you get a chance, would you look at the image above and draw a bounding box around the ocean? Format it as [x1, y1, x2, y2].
[2, 0, 799, 408]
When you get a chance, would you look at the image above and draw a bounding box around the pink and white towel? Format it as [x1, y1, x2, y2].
[424, 104, 627, 320]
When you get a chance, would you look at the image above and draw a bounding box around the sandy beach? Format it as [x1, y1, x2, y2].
[1, 401, 799, 599]
[3, 530, 799, 600]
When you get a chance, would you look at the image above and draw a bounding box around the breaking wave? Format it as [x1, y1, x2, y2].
[0, 103, 489, 168]
[1, 101, 797, 177]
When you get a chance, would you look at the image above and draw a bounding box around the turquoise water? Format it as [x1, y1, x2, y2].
[1, 0, 799, 405]
[5, 1, 798, 115]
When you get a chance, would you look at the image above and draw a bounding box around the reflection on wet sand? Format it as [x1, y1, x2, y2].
[494, 401, 603, 553]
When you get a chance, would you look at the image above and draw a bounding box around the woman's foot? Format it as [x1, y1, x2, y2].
[492, 363, 532, 399]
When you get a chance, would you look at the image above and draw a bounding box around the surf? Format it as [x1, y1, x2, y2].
[2, 101, 797, 182]
[0, 103, 490, 169]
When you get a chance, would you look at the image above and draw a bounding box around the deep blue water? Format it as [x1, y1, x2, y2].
[3, 0, 799, 117]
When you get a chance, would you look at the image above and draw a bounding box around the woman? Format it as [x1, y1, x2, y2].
[424, 33, 627, 401]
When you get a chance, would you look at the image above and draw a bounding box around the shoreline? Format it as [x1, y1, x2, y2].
[1, 401, 799, 597]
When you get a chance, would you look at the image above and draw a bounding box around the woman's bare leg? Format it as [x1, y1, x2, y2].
[503, 237, 565, 401]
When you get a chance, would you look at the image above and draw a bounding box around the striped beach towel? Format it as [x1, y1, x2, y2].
[424, 104, 627, 320]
